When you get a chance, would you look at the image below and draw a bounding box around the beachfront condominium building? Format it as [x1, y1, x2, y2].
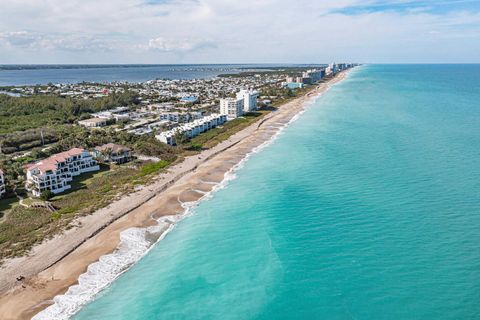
[25, 148, 100, 197]
[93, 143, 133, 164]
[159, 112, 203, 123]
[0, 169, 6, 198]
[236, 89, 259, 112]
[302, 69, 325, 83]
[220, 98, 244, 119]
[326, 63, 337, 76]
[156, 114, 227, 146]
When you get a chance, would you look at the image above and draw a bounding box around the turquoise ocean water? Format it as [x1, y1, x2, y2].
[74, 65, 480, 319]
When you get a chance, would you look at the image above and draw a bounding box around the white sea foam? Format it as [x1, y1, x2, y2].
[32, 74, 347, 320]
[32, 226, 167, 320]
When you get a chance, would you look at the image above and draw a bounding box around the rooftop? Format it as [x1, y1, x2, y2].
[95, 143, 131, 153]
[78, 117, 108, 123]
[26, 148, 86, 173]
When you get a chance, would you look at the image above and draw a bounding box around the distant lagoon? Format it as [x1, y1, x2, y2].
[0, 64, 321, 86]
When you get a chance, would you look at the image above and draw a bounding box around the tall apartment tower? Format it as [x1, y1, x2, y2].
[220, 98, 244, 119]
[236, 89, 259, 112]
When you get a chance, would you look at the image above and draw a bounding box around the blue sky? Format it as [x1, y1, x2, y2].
[333, 0, 480, 15]
[0, 0, 479, 63]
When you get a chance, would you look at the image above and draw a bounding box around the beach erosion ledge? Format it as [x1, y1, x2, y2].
[0, 70, 351, 320]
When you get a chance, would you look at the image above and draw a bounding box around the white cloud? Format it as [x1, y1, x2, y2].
[0, 31, 120, 51]
[147, 37, 216, 52]
[0, 0, 479, 63]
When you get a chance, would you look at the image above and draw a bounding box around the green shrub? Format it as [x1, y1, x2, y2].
[40, 190, 54, 201]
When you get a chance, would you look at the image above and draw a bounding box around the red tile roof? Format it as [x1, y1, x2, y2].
[26, 148, 86, 174]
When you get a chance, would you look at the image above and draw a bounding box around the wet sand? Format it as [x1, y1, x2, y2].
[0, 71, 349, 320]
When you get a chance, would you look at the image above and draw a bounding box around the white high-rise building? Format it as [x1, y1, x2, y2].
[236, 89, 258, 112]
[0, 169, 6, 198]
[220, 98, 244, 119]
[326, 63, 337, 75]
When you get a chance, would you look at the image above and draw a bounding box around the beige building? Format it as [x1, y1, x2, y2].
[78, 117, 108, 128]
[220, 98, 244, 119]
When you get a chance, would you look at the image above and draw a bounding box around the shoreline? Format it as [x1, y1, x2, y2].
[0, 70, 351, 320]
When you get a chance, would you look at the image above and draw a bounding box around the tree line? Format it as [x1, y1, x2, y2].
[0, 91, 139, 134]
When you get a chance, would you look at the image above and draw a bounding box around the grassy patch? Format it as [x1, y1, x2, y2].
[53, 165, 138, 217]
[0, 206, 55, 259]
[139, 160, 170, 176]
[21, 198, 43, 206]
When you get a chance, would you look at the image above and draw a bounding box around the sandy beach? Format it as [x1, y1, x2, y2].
[0, 70, 349, 320]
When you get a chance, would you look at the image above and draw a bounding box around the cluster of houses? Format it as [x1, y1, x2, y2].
[4, 67, 286, 107]
[76, 88, 259, 146]
[78, 107, 133, 128]
[0, 144, 133, 198]
[4, 83, 122, 98]
[136, 73, 281, 106]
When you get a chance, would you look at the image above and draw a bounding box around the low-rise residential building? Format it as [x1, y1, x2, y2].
[143, 103, 175, 113]
[78, 117, 108, 128]
[92, 107, 131, 121]
[236, 89, 258, 112]
[283, 82, 304, 89]
[156, 114, 227, 146]
[93, 143, 133, 164]
[0, 169, 6, 198]
[220, 98, 244, 119]
[159, 112, 203, 123]
[25, 148, 100, 197]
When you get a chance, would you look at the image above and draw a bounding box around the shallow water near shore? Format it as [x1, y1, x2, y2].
[68, 65, 480, 319]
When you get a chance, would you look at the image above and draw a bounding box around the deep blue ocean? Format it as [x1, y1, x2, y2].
[67, 65, 480, 319]
[0, 64, 318, 86]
